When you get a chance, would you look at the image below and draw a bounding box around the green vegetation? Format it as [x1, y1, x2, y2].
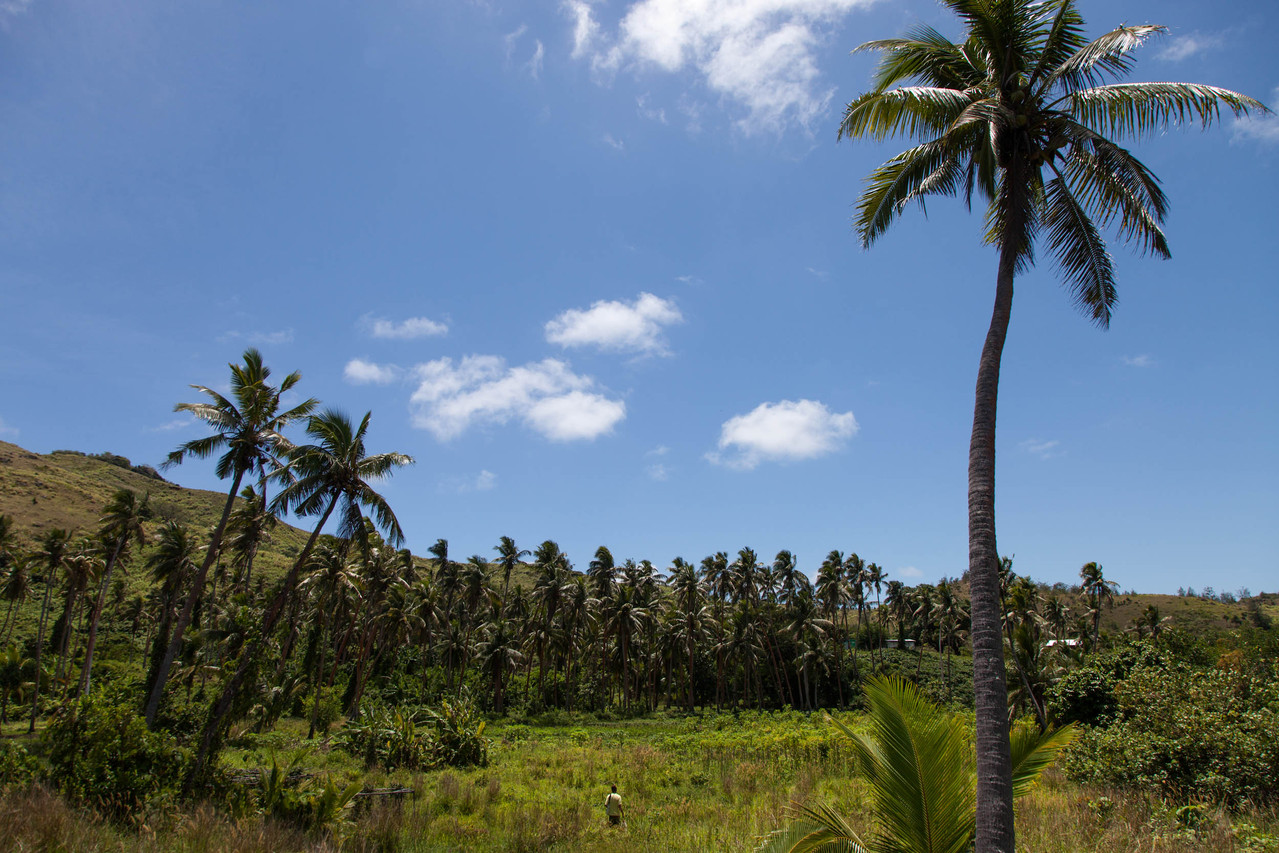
[838, 0, 1266, 847]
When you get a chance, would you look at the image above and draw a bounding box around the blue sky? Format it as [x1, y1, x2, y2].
[1, 0, 1275, 595]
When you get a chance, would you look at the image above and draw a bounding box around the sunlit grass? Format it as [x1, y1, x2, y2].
[3, 712, 1275, 851]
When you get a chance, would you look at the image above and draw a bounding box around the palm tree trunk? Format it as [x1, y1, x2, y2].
[969, 227, 1018, 853]
[78, 538, 126, 696]
[187, 493, 336, 791]
[29, 577, 53, 732]
[146, 469, 245, 727]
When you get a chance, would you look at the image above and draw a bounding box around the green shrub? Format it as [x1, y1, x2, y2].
[42, 696, 190, 820]
[337, 694, 489, 771]
[0, 740, 39, 790]
[1062, 660, 1279, 806]
[1048, 642, 1170, 726]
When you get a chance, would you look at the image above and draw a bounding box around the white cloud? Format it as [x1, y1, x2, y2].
[219, 328, 295, 346]
[545, 292, 683, 355]
[647, 444, 669, 456]
[439, 469, 499, 494]
[1233, 87, 1279, 145]
[250, 329, 294, 345]
[363, 314, 448, 340]
[708, 399, 857, 470]
[602, 132, 626, 151]
[526, 39, 546, 78]
[647, 462, 671, 481]
[1156, 32, 1223, 62]
[0, 415, 18, 438]
[564, 0, 600, 59]
[504, 24, 528, 60]
[637, 93, 668, 123]
[1019, 438, 1062, 460]
[344, 358, 401, 385]
[675, 274, 703, 285]
[0, 0, 33, 26]
[565, 0, 874, 134]
[150, 418, 194, 433]
[410, 355, 625, 441]
[898, 566, 923, 580]
[1121, 354, 1157, 368]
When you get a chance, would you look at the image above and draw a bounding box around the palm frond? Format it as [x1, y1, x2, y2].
[856, 142, 962, 247]
[855, 25, 978, 92]
[1069, 82, 1267, 139]
[840, 87, 973, 142]
[1009, 723, 1077, 798]
[1028, 0, 1088, 90]
[1057, 134, 1169, 258]
[1046, 24, 1165, 93]
[1042, 174, 1116, 327]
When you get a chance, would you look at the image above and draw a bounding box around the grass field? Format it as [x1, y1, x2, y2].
[3, 710, 1276, 852]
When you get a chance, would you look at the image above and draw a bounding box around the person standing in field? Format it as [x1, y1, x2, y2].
[605, 784, 623, 827]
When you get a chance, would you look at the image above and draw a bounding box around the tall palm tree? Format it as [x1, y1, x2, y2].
[224, 485, 276, 593]
[1, 554, 31, 646]
[839, 4, 1264, 847]
[79, 489, 150, 696]
[190, 408, 412, 784]
[1078, 561, 1116, 653]
[760, 676, 1075, 853]
[493, 535, 529, 606]
[147, 349, 317, 726]
[29, 529, 72, 730]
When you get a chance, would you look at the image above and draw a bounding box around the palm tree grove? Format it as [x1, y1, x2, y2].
[0, 1, 1274, 851]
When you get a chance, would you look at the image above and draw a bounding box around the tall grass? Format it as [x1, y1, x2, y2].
[3, 714, 1275, 851]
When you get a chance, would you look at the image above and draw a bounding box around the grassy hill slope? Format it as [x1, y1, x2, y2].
[0, 439, 311, 585]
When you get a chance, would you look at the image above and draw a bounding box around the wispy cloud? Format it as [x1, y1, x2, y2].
[564, 0, 875, 135]
[1121, 354, 1157, 368]
[527, 39, 545, 78]
[362, 314, 448, 340]
[0, 0, 33, 27]
[344, 358, 402, 385]
[897, 566, 923, 580]
[602, 133, 626, 151]
[410, 355, 625, 442]
[647, 463, 670, 481]
[0, 415, 18, 438]
[637, 93, 668, 124]
[1156, 31, 1224, 62]
[675, 274, 703, 286]
[546, 292, 682, 356]
[708, 399, 857, 470]
[150, 418, 193, 433]
[443, 469, 498, 494]
[220, 328, 295, 346]
[1019, 438, 1063, 460]
[1232, 87, 1279, 145]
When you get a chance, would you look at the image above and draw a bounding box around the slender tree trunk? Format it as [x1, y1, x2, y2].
[146, 469, 245, 727]
[187, 494, 335, 790]
[79, 539, 126, 696]
[29, 577, 53, 732]
[970, 229, 1018, 853]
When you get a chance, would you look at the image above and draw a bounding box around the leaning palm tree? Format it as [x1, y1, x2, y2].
[189, 408, 412, 785]
[30, 528, 71, 731]
[79, 489, 150, 696]
[147, 348, 316, 726]
[839, 3, 1265, 848]
[759, 676, 1074, 853]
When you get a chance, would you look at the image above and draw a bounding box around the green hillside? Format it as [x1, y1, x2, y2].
[0, 439, 312, 584]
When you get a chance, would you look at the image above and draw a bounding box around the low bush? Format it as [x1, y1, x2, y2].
[42, 696, 190, 821]
[1062, 658, 1279, 806]
[0, 740, 39, 790]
